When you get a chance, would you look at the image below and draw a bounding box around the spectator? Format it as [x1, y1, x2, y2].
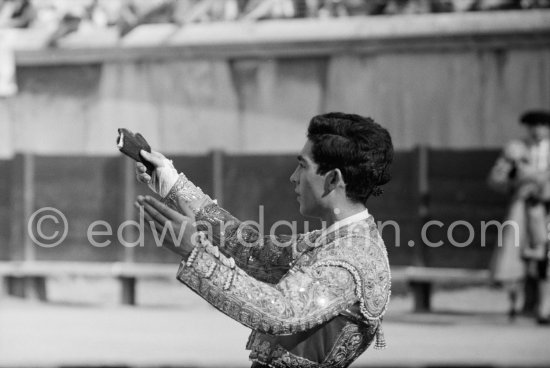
[1, 0, 548, 37]
[0, 30, 17, 96]
[384, 0, 431, 14]
[0, 0, 35, 28]
[470, 0, 522, 10]
[430, 0, 454, 12]
[488, 110, 550, 324]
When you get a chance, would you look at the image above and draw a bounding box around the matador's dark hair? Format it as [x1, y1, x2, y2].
[307, 112, 393, 205]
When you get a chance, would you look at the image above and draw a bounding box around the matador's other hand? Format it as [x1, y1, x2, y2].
[136, 195, 197, 258]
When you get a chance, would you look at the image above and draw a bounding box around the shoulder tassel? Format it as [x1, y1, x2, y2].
[374, 324, 386, 350]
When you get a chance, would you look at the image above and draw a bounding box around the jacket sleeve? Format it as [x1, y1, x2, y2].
[176, 232, 359, 335]
[162, 173, 320, 284]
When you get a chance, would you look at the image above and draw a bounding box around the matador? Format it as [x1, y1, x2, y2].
[135, 112, 393, 367]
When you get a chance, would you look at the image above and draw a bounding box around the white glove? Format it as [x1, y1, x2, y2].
[137, 150, 180, 198]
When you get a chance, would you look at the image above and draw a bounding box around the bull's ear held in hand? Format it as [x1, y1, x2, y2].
[117, 128, 155, 174]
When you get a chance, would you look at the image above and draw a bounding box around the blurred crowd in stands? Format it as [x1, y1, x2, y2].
[0, 0, 549, 35]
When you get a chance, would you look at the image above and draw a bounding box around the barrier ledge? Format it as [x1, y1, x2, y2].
[0, 261, 176, 278]
[12, 10, 550, 66]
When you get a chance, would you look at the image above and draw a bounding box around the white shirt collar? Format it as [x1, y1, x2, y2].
[316, 208, 370, 245]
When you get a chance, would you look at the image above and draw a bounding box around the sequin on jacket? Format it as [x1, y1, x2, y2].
[163, 174, 391, 368]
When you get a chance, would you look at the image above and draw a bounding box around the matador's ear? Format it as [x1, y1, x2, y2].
[323, 169, 345, 196]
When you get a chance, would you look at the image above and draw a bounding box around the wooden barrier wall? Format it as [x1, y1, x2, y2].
[424, 149, 504, 268]
[0, 159, 12, 260]
[0, 149, 510, 268]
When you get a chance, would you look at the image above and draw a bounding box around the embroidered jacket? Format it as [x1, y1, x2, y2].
[163, 173, 391, 367]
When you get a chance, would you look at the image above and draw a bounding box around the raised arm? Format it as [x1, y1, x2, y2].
[193, 200, 321, 284]
[136, 151, 320, 283]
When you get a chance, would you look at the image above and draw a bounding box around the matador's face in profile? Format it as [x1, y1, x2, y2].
[289, 140, 328, 218]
